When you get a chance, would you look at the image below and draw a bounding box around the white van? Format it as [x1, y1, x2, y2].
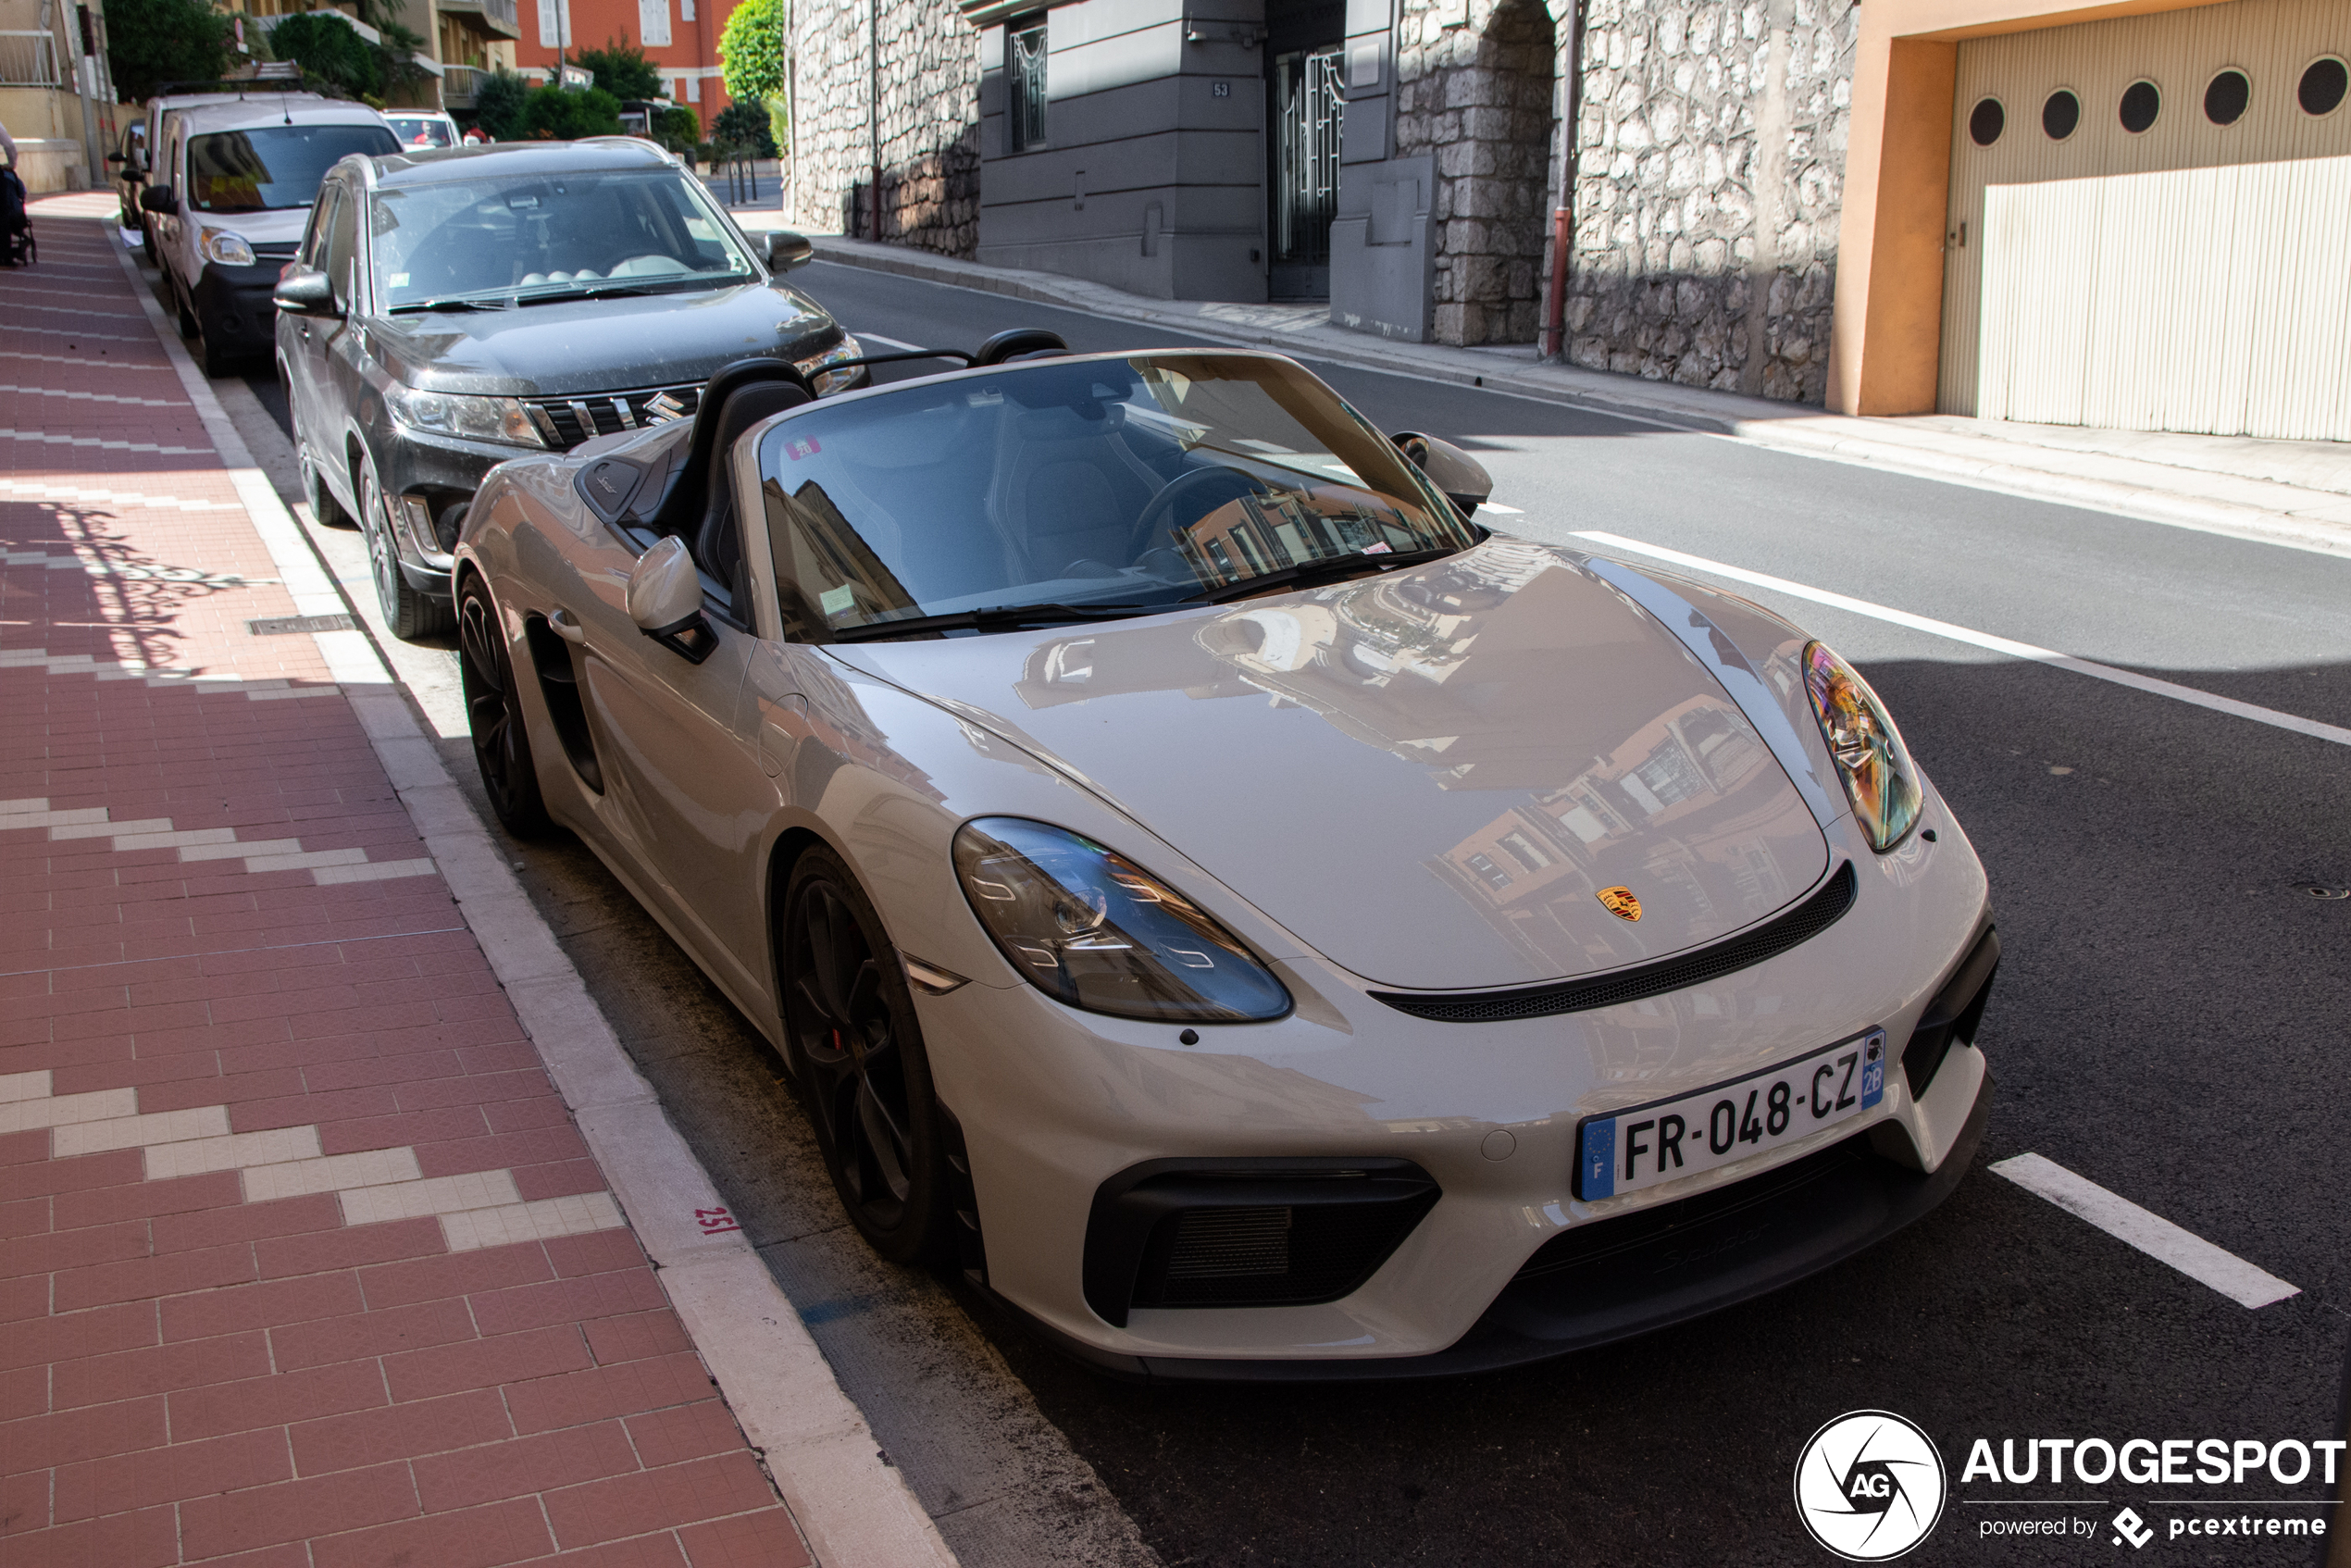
[142, 96, 398, 375]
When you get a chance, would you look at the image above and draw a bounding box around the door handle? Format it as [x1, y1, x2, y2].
[549, 606, 587, 644]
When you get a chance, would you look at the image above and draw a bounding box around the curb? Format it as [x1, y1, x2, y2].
[806, 238, 2351, 560]
[109, 233, 961, 1568]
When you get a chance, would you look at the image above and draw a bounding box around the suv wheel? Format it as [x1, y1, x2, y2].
[359, 455, 453, 641]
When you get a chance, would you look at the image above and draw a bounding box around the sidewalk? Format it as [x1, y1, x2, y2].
[3, 196, 954, 1568]
[776, 227, 2351, 558]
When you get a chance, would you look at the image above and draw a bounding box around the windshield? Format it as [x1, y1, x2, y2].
[187, 124, 398, 213]
[369, 168, 756, 308]
[760, 354, 1484, 638]
[389, 118, 455, 148]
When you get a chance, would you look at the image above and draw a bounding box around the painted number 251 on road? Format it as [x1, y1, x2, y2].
[1574, 1029, 1887, 1201]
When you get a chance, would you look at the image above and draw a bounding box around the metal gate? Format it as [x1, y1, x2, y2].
[1272, 45, 1344, 297]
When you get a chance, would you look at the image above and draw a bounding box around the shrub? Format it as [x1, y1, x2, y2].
[575, 40, 661, 103]
[271, 12, 381, 98]
[521, 83, 622, 140]
[710, 98, 774, 157]
[472, 67, 528, 140]
[104, 0, 230, 103]
[653, 105, 701, 151]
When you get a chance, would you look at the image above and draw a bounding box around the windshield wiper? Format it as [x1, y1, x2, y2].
[388, 295, 509, 314]
[1188, 547, 1459, 605]
[511, 282, 658, 306]
[827, 602, 1167, 641]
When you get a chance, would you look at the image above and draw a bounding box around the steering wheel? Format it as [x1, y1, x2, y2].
[1133, 465, 1272, 546]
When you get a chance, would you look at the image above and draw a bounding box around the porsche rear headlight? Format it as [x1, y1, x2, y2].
[952, 817, 1291, 1023]
[1803, 641, 1922, 852]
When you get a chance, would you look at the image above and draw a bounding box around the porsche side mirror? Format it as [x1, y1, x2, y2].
[627, 535, 717, 663]
[1392, 431, 1494, 520]
[139, 183, 180, 217]
[765, 230, 814, 273]
[271, 267, 340, 318]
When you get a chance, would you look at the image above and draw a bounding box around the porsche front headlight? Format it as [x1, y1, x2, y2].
[952, 817, 1291, 1023]
[200, 229, 255, 268]
[1803, 641, 1922, 852]
[383, 383, 547, 449]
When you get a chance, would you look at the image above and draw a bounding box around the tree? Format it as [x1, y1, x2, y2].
[104, 0, 230, 103]
[576, 39, 661, 102]
[710, 98, 774, 158]
[654, 105, 702, 152]
[270, 12, 379, 98]
[473, 68, 529, 140]
[717, 0, 790, 155]
[522, 84, 622, 140]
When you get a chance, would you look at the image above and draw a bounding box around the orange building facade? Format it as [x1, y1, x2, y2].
[510, 0, 740, 128]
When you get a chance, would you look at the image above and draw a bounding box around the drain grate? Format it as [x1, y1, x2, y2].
[248, 614, 358, 637]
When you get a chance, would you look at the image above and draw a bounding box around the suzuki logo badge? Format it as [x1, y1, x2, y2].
[1597, 886, 1641, 922]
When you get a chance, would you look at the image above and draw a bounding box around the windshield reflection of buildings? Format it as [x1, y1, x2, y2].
[1177, 484, 1412, 587]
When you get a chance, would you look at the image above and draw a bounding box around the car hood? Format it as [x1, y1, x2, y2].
[196, 207, 310, 245]
[827, 540, 1834, 991]
[368, 281, 842, 397]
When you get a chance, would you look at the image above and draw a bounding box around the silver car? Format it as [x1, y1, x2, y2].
[453, 343, 1999, 1378]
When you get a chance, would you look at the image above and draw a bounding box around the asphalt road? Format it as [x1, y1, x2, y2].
[243, 260, 2351, 1567]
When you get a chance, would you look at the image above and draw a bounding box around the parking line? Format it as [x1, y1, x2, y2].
[855, 331, 928, 352]
[1990, 1154, 2299, 1309]
[1575, 530, 2351, 749]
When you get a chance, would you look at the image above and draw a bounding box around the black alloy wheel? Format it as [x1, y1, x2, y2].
[456, 577, 550, 838]
[361, 457, 453, 640]
[780, 847, 950, 1263]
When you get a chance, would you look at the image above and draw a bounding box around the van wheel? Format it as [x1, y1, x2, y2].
[173, 279, 199, 338]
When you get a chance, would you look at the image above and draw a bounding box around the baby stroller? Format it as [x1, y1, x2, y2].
[0, 166, 31, 268]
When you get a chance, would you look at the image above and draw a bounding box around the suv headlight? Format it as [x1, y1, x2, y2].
[952, 817, 1291, 1023]
[384, 383, 547, 449]
[796, 334, 864, 395]
[200, 229, 255, 267]
[1803, 641, 1922, 852]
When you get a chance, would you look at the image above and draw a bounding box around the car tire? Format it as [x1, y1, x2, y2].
[141, 225, 156, 265]
[359, 455, 453, 641]
[196, 328, 234, 379]
[173, 278, 199, 339]
[778, 846, 952, 1264]
[455, 575, 552, 839]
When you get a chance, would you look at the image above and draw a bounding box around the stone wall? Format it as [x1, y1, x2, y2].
[1392, 0, 1558, 348]
[785, 0, 981, 256]
[1563, 0, 1858, 402]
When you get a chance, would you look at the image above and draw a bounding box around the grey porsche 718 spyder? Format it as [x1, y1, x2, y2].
[451, 336, 1999, 1379]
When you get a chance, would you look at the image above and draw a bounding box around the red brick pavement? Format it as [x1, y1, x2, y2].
[2, 199, 814, 1567]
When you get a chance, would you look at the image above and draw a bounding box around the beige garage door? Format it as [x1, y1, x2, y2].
[1940, 0, 2351, 441]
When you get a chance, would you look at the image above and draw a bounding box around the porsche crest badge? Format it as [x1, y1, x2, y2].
[1597, 886, 1642, 922]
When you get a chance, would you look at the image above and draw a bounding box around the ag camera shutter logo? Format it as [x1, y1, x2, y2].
[1794, 1410, 1947, 1561]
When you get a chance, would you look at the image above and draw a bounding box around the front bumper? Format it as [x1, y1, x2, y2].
[374, 423, 537, 599]
[919, 791, 1998, 1379]
[191, 263, 287, 354]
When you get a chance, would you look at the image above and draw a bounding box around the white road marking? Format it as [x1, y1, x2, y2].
[855, 331, 929, 353]
[1990, 1153, 2300, 1309]
[1576, 530, 2351, 748]
[1476, 501, 1524, 515]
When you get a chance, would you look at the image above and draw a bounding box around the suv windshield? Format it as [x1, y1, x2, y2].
[388, 118, 454, 148]
[188, 124, 398, 213]
[761, 354, 1484, 639]
[370, 168, 756, 308]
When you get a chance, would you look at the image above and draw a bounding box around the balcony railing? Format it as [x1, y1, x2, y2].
[442, 63, 483, 108]
[437, 0, 519, 40]
[0, 30, 61, 86]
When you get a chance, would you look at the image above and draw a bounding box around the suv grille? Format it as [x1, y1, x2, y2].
[522, 384, 703, 451]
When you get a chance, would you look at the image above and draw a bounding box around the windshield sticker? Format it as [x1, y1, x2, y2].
[389, 272, 410, 288]
[781, 437, 821, 461]
[1362, 541, 1393, 554]
[966, 388, 1003, 406]
[819, 586, 856, 616]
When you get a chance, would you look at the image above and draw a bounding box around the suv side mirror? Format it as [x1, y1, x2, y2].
[765, 230, 814, 273]
[627, 536, 716, 662]
[1391, 432, 1494, 519]
[139, 183, 179, 217]
[106, 151, 124, 165]
[272, 267, 342, 318]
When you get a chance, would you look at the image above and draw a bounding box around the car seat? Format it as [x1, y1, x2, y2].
[652, 358, 815, 619]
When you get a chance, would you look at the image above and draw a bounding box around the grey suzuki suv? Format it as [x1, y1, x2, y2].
[274, 137, 864, 638]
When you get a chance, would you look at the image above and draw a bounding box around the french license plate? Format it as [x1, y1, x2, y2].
[1574, 1029, 1886, 1201]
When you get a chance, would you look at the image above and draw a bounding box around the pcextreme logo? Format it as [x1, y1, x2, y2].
[1795, 1411, 1948, 1562]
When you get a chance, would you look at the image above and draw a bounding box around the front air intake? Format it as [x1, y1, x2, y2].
[1083, 1159, 1439, 1327]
